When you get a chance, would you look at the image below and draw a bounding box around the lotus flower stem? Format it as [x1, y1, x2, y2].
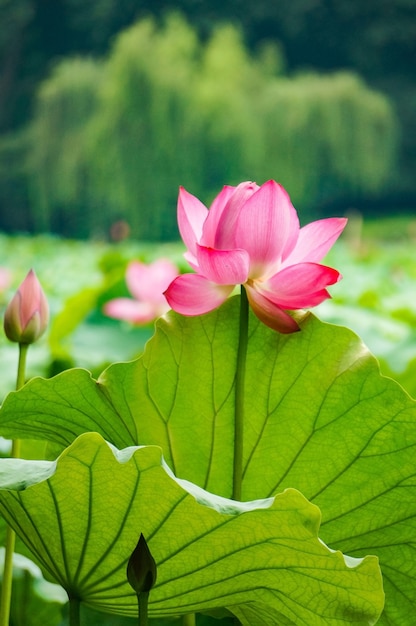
[0, 343, 28, 626]
[233, 287, 249, 501]
[68, 597, 81, 626]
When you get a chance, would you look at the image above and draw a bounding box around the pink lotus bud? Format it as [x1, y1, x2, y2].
[3, 269, 49, 344]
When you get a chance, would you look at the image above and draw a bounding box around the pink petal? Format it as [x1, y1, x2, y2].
[18, 269, 39, 327]
[126, 259, 178, 304]
[279, 185, 302, 262]
[234, 180, 300, 278]
[283, 217, 347, 266]
[260, 262, 342, 309]
[183, 251, 200, 272]
[177, 187, 208, 260]
[201, 185, 237, 247]
[196, 245, 250, 285]
[245, 284, 300, 333]
[212, 182, 260, 249]
[104, 298, 162, 324]
[164, 274, 234, 316]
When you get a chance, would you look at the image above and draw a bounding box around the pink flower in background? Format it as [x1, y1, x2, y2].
[104, 259, 178, 324]
[164, 180, 347, 333]
[0, 267, 11, 292]
[3, 269, 49, 344]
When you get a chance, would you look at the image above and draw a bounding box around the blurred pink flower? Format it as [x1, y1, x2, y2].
[104, 258, 178, 324]
[3, 269, 49, 344]
[0, 267, 11, 292]
[164, 180, 347, 333]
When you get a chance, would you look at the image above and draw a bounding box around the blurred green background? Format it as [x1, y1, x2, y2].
[0, 0, 414, 240]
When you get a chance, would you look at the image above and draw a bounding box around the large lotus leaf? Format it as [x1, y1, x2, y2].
[0, 297, 415, 623]
[0, 432, 383, 625]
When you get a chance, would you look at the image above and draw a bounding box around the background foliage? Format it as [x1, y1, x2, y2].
[0, 0, 416, 236]
[1, 13, 398, 240]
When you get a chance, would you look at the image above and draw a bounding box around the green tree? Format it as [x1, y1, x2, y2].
[29, 58, 104, 236]
[1, 0, 415, 230]
[87, 14, 204, 240]
[26, 14, 398, 240]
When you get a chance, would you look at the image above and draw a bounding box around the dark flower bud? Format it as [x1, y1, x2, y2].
[127, 533, 157, 594]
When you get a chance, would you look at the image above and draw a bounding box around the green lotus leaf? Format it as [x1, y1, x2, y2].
[0, 432, 382, 625]
[0, 297, 414, 622]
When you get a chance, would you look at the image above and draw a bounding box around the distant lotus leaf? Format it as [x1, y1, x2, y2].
[0, 433, 383, 625]
[0, 549, 66, 626]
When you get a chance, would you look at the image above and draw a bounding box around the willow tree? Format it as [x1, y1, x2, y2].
[29, 58, 104, 236]
[27, 13, 398, 240]
[253, 72, 398, 214]
[87, 13, 204, 241]
[191, 24, 268, 192]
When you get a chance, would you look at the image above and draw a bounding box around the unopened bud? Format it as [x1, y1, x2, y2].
[127, 533, 157, 594]
[3, 269, 49, 344]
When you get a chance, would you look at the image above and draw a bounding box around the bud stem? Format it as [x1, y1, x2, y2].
[0, 342, 29, 626]
[16, 343, 29, 391]
[138, 591, 149, 626]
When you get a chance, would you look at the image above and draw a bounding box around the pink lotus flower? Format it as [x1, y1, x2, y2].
[3, 269, 49, 344]
[164, 180, 347, 332]
[104, 259, 178, 324]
